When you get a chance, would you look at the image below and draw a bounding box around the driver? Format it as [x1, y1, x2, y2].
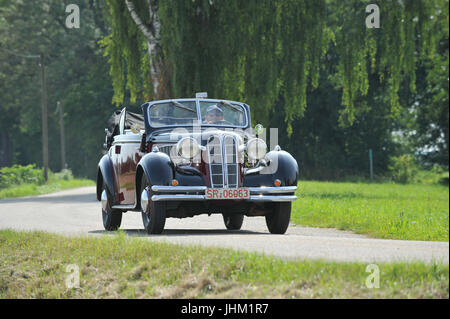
[204, 104, 224, 124]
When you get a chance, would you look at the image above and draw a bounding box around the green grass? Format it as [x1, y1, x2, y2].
[0, 230, 448, 299]
[0, 179, 94, 199]
[292, 181, 449, 242]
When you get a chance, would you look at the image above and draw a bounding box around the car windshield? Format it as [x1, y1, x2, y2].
[149, 101, 198, 127]
[200, 101, 246, 127]
[148, 100, 247, 127]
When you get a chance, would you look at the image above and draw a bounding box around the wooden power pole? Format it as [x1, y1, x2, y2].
[57, 101, 66, 170]
[40, 53, 49, 181]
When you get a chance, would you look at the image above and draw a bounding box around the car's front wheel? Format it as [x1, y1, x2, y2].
[140, 174, 166, 234]
[101, 183, 122, 231]
[222, 213, 244, 230]
[265, 202, 291, 234]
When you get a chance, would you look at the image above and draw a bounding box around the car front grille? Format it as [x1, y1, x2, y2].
[156, 144, 174, 157]
[207, 135, 238, 188]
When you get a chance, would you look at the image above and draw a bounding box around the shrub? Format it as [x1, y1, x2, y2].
[413, 164, 449, 185]
[388, 155, 418, 184]
[50, 169, 74, 182]
[0, 164, 44, 189]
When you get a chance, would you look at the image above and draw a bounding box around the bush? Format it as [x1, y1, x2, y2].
[388, 155, 418, 184]
[388, 156, 448, 185]
[413, 165, 449, 185]
[50, 169, 74, 182]
[0, 164, 44, 189]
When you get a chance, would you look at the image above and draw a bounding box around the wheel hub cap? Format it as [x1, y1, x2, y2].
[141, 188, 149, 212]
[101, 190, 108, 211]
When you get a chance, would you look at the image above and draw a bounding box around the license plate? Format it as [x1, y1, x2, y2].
[205, 188, 250, 200]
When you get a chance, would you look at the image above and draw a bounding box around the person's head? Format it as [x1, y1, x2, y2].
[205, 104, 224, 124]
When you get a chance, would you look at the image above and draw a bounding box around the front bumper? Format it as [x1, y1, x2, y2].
[150, 185, 297, 202]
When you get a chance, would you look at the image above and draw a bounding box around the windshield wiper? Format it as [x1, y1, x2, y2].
[220, 100, 244, 113]
[171, 100, 196, 113]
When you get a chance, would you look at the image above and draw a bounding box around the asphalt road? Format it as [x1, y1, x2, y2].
[0, 186, 448, 264]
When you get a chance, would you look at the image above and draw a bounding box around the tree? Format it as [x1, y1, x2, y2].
[99, 0, 448, 178]
[0, 0, 116, 178]
[125, 0, 164, 99]
[103, 0, 445, 127]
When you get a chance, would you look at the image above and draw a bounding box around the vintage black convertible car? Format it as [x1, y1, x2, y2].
[97, 94, 299, 234]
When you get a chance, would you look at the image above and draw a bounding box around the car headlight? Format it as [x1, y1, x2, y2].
[247, 138, 267, 160]
[176, 137, 200, 159]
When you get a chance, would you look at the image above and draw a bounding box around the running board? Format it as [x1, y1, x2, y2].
[111, 204, 136, 210]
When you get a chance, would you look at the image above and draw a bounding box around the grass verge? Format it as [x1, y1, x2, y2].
[0, 179, 94, 199]
[292, 181, 449, 241]
[0, 230, 448, 298]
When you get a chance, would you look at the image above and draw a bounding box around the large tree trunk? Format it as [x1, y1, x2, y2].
[125, 0, 165, 99]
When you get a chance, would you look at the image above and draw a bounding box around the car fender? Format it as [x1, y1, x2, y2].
[135, 151, 174, 195]
[96, 154, 117, 201]
[244, 150, 299, 187]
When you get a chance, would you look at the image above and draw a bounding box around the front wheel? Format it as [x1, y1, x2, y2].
[140, 174, 166, 234]
[222, 213, 244, 230]
[101, 183, 122, 231]
[265, 203, 291, 234]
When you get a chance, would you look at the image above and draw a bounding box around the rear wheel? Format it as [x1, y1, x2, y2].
[101, 183, 122, 231]
[265, 203, 291, 234]
[140, 174, 166, 234]
[222, 213, 244, 230]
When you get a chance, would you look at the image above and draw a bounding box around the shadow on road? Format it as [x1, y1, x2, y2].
[89, 228, 266, 237]
[0, 193, 96, 204]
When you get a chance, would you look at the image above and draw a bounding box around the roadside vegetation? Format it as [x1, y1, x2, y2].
[0, 165, 94, 199]
[0, 230, 447, 299]
[292, 180, 449, 242]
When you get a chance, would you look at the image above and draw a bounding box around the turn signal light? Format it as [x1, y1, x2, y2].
[171, 179, 179, 186]
[274, 179, 281, 187]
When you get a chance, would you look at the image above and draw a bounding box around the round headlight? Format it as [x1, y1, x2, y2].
[247, 138, 267, 160]
[176, 137, 200, 159]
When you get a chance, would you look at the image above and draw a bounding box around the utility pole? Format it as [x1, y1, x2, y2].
[40, 53, 49, 182]
[57, 101, 66, 171]
[369, 148, 374, 181]
[0, 46, 47, 180]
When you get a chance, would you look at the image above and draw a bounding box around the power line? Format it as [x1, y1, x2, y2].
[0, 46, 39, 59]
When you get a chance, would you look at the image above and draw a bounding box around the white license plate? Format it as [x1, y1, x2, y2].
[205, 188, 250, 200]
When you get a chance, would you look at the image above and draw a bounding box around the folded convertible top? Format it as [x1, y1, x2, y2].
[107, 109, 144, 136]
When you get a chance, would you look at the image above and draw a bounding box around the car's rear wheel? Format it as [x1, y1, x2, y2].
[222, 213, 244, 230]
[265, 202, 291, 234]
[140, 174, 166, 234]
[101, 183, 122, 231]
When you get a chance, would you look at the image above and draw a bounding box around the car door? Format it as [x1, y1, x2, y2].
[108, 108, 125, 203]
[114, 108, 144, 205]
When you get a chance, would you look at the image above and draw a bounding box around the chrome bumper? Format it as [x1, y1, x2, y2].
[150, 185, 297, 202]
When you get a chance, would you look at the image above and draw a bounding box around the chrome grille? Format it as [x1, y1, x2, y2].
[156, 144, 174, 157]
[208, 136, 224, 188]
[207, 135, 238, 188]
